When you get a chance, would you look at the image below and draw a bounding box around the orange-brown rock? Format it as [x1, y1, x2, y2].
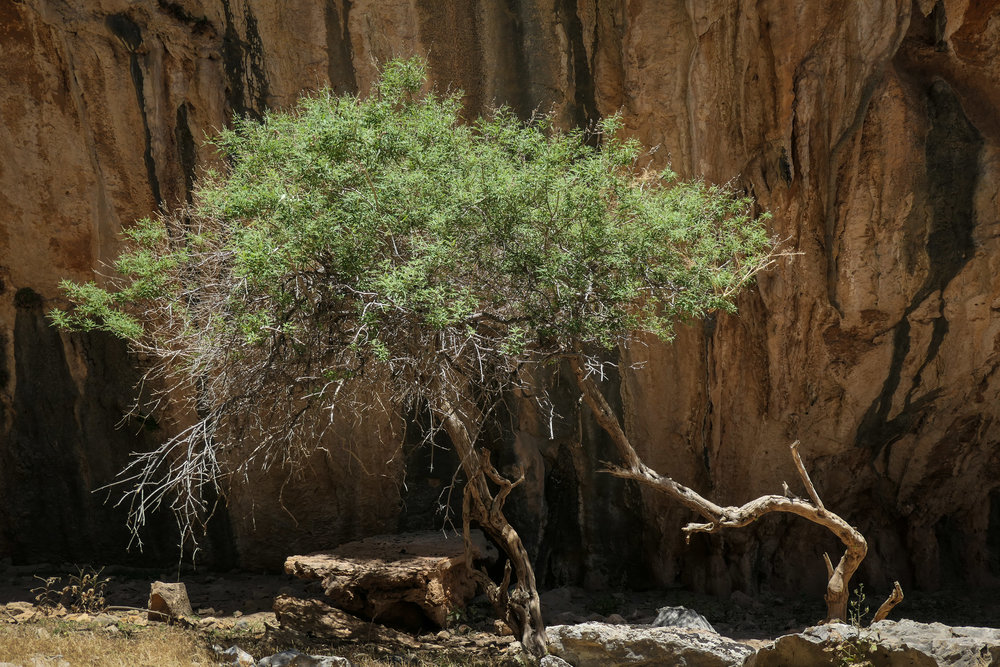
[2, 0, 1000, 598]
[284, 531, 493, 629]
[148, 580, 193, 621]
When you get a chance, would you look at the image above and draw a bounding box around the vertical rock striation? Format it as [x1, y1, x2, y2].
[2, 0, 1000, 595]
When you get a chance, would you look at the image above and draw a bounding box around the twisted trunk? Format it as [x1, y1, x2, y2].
[434, 393, 547, 657]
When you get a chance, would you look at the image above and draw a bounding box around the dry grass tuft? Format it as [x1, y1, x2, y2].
[0, 616, 516, 667]
[0, 620, 215, 666]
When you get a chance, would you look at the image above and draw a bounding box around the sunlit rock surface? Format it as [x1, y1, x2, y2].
[2, 1, 1000, 597]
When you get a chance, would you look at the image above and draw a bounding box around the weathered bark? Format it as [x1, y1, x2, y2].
[872, 581, 904, 623]
[569, 353, 895, 623]
[435, 393, 547, 657]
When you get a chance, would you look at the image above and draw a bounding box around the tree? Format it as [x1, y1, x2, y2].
[51, 58, 896, 656]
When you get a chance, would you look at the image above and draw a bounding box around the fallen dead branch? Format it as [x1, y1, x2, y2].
[570, 353, 901, 624]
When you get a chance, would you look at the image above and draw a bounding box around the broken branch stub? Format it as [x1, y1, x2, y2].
[873, 581, 904, 623]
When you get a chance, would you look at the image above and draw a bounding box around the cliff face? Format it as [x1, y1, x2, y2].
[2, 0, 999, 594]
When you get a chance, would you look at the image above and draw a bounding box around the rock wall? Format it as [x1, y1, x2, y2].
[3, 0, 1000, 596]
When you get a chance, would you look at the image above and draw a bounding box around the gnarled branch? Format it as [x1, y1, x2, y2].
[569, 353, 895, 623]
[673, 442, 867, 622]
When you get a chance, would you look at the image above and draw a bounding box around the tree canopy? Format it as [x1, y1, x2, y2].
[54, 57, 772, 462]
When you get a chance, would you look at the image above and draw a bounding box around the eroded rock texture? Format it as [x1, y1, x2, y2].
[2, 0, 1000, 598]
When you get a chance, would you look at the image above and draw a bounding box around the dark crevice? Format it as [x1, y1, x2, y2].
[701, 313, 716, 482]
[242, 6, 269, 112]
[201, 483, 239, 569]
[220, 0, 245, 115]
[536, 443, 586, 587]
[4, 288, 89, 560]
[856, 78, 982, 457]
[174, 103, 197, 203]
[220, 0, 270, 119]
[0, 332, 9, 389]
[156, 0, 215, 37]
[324, 0, 357, 95]
[396, 406, 463, 534]
[107, 13, 162, 207]
[931, 0, 948, 51]
[1, 289, 180, 564]
[778, 147, 792, 184]
[558, 0, 598, 132]
[988, 491, 1000, 576]
[500, 0, 531, 118]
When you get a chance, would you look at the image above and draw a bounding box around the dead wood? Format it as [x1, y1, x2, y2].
[873, 581, 904, 623]
[569, 354, 896, 624]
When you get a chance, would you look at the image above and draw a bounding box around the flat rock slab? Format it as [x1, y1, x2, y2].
[257, 650, 354, 667]
[546, 622, 754, 666]
[273, 595, 421, 648]
[284, 531, 493, 629]
[751, 619, 1000, 666]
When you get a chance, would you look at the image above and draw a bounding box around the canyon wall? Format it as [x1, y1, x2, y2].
[2, 0, 999, 597]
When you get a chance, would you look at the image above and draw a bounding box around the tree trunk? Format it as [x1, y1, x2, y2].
[434, 394, 547, 657]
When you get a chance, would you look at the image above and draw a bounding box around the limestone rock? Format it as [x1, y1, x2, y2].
[147, 581, 193, 622]
[751, 619, 1000, 666]
[546, 622, 754, 667]
[284, 531, 490, 629]
[212, 645, 256, 667]
[257, 650, 354, 667]
[653, 606, 717, 633]
[540, 657, 573, 667]
[2, 601, 40, 623]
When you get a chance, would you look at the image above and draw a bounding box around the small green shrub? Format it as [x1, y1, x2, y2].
[830, 585, 879, 667]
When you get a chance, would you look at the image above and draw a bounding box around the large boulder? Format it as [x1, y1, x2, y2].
[751, 619, 1000, 666]
[546, 622, 754, 667]
[284, 531, 494, 630]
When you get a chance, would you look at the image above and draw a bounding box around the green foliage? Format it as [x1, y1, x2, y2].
[49, 281, 144, 340]
[830, 585, 879, 667]
[849, 584, 870, 628]
[53, 57, 772, 360]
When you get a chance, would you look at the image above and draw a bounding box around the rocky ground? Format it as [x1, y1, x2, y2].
[1, 562, 1000, 665]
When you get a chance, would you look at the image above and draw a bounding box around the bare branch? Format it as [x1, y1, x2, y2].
[587, 383, 870, 625]
[790, 440, 825, 512]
